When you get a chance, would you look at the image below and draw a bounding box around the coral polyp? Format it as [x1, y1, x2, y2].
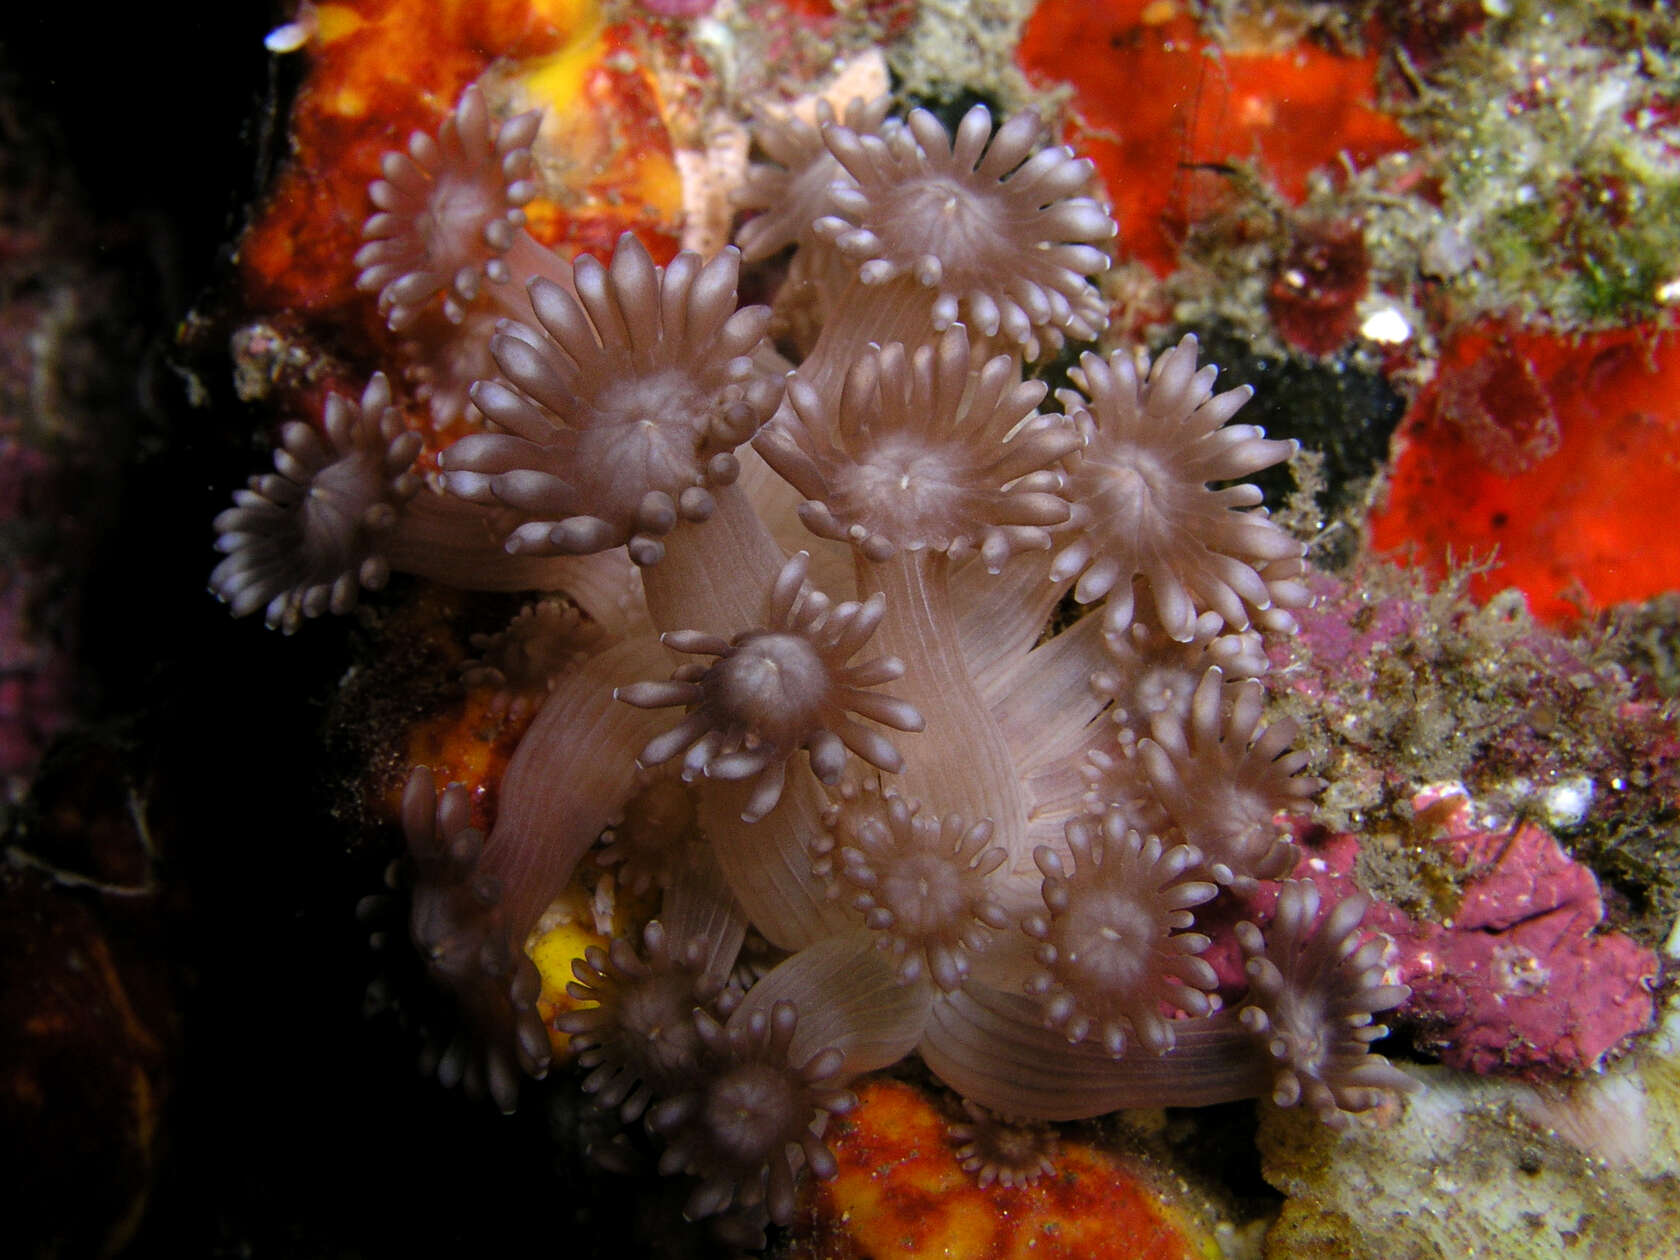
[1237, 882, 1416, 1129]
[1053, 337, 1308, 640]
[445, 234, 784, 566]
[733, 94, 894, 265]
[648, 999, 856, 1230]
[617, 551, 923, 821]
[355, 86, 541, 330]
[400, 766, 549, 1115]
[211, 76, 1423, 1243]
[1024, 813, 1219, 1056]
[558, 920, 724, 1123]
[1135, 668, 1320, 887]
[210, 372, 422, 633]
[947, 1099, 1061, 1189]
[815, 780, 1011, 991]
[762, 325, 1076, 567]
[813, 103, 1116, 356]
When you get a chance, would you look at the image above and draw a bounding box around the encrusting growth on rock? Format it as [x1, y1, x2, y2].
[210, 82, 1418, 1244]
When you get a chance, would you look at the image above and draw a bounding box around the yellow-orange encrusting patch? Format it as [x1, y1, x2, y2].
[528, 895, 613, 1059]
[787, 1079, 1220, 1260]
[395, 689, 528, 826]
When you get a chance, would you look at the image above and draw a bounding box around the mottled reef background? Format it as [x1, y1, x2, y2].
[0, 8, 660, 1257]
[6, 2, 1680, 1257]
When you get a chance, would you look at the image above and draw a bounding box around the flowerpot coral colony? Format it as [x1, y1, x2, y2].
[211, 76, 1427, 1244]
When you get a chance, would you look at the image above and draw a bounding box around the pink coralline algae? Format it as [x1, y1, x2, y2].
[1202, 790, 1659, 1080]
[1272, 567, 1680, 848]
[1395, 788, 1659, 1077]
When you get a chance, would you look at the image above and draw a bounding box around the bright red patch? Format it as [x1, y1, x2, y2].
[1018, 0, 1410, 276]
[1371, 324, 1680, 620]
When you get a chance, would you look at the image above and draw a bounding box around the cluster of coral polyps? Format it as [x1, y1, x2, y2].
[211, 84, 1420, 1243]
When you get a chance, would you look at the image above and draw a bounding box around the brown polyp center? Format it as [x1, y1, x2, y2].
[1085, 445, 1176, 539]
[881, 850, 967, 933]
[885, 177, 998, 276]
[837, 436, 971, 545]
[302, 450, 385, 574]
[706, 1063, 797, 1162]
[708, 632, 830, 743]
[1058, 886, 1152, 991]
